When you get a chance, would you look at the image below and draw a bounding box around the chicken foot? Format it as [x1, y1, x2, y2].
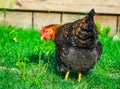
[78, 71, 82, 82]
[65, 70, 70, 81]
[65, 70, 81, 82]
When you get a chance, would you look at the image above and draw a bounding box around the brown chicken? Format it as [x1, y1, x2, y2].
[40, 9, 102, 82]
[40, 24, 61, 40]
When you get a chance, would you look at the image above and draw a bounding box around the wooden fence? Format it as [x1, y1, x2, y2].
[0, 0, 120, 36]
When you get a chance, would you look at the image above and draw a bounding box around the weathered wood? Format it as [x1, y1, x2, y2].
[34, 12, 61, 28]
[62, 14, 85, 24]
[0, 0, 120, 14]
[0, 12, 4, 24]
[94, 15, 117, 36]
[118, 16, 120, 33]
[5, 11, 32, 28]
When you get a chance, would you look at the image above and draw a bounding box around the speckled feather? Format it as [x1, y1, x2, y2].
[54, 9, 102, 72]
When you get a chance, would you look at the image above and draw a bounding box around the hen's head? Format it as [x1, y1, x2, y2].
[40, 26, 54, 40]
[40, 24, 61, 40]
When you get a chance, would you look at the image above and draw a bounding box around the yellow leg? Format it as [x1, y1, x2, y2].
[65, 70, 70, 81]
[78, 71, 82, 82]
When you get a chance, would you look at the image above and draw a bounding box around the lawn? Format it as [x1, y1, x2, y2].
[0, 24, 120, 89]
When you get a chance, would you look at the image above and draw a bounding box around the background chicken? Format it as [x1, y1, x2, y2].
[40, 24, 61, 40]
[40, 9, 102, 82]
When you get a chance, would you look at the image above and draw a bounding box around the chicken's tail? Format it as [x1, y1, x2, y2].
[87, 9, 95, 18]
[84, 9, 96, 23]
[79, 9, 95, 29]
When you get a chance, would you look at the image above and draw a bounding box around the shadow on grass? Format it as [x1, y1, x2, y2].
[28, 55, 39, 63]
[28, 54, 93, 81]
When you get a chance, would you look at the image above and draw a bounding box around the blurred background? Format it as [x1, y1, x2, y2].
[0, 0, 120, 36]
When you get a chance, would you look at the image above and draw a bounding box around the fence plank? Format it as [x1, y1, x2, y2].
[95, 16, 117, 36]
[0, 0, 120, 14]
[62, 14, 85, 24]
[5, 11, 32, 28]
[34, 12, 61, 28]
[0, 12, 4, 24]
[118, 16, 120, 33]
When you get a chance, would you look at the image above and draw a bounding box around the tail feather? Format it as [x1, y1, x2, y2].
[87, 9, 95, 18]
[85, 9, 95, 23]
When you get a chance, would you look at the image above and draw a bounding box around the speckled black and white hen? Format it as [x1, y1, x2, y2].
[54, 9, 102, 82]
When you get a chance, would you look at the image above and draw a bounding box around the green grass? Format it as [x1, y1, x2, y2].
[0, 24, 120, 89]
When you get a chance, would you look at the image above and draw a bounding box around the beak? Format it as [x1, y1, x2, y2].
[40, 27, 45, 40]
[40, 34, 45, 40]
[40, 36, 43, 40]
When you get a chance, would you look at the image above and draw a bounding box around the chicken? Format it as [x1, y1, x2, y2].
[40, 9, 102, 82]
[40, 24, 61, 40]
